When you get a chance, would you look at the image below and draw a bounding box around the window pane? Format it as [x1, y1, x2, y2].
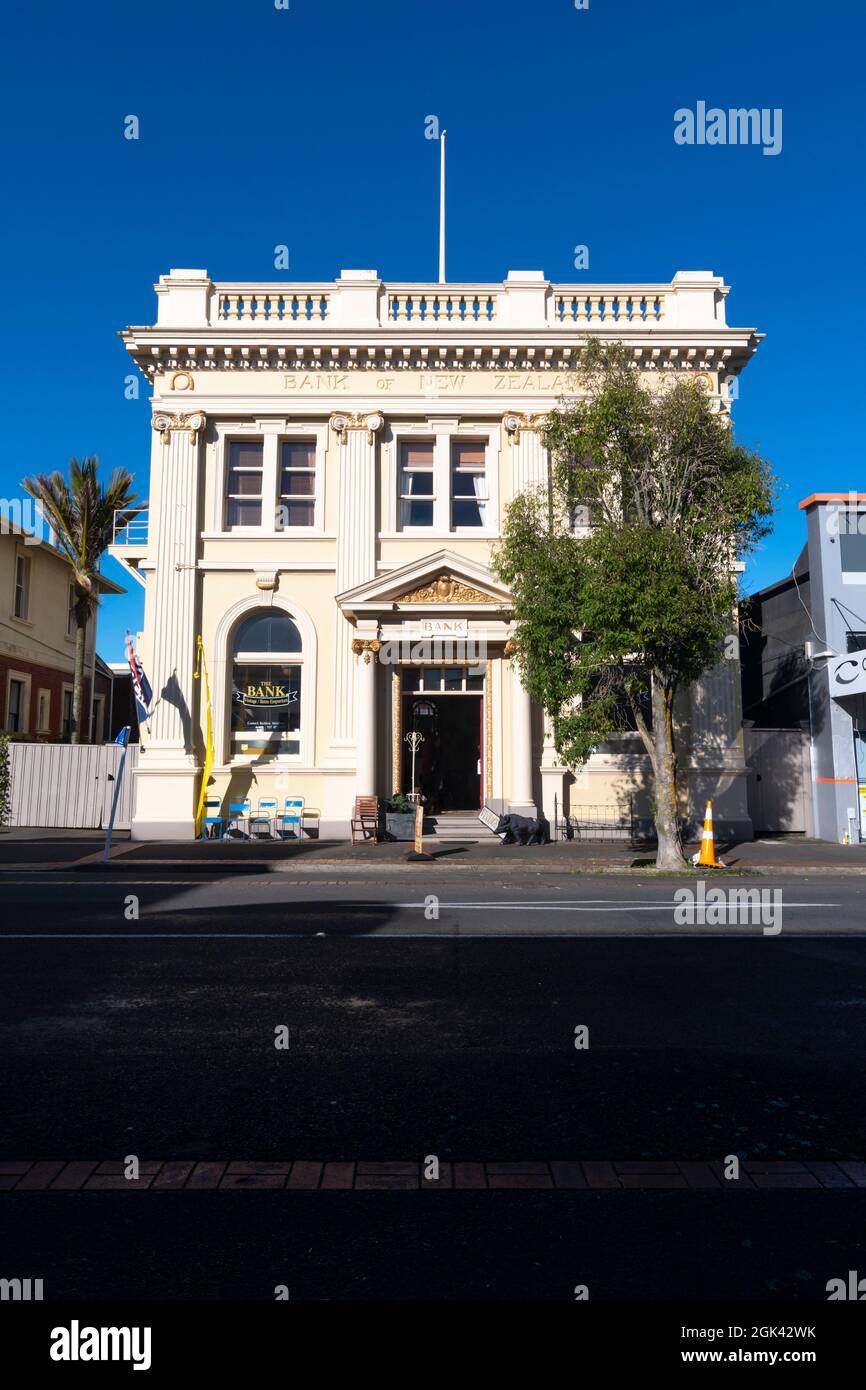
[281, 441, 316, 470]
[232, 663, 301, 753]
[422, 668, 442, 691]
[400, 499, 434, 527]
[229, 441, 264, 470]
[401, 470, 434, 496]
[444, 668, 463, 691]
[227, 469, 263, 496]
[401, 442, 434, 466]
[452, 471, 485, 497]
[234, 612, 302, 655]
[466, 671, 484, 691]
[402, 668, 420, 692]
[280, 472, 315, 496]
[280, 500, 315, 527]
[452, 442, 486, 468]
[452, 498, 485, 527]
[227, 498, 262, 527]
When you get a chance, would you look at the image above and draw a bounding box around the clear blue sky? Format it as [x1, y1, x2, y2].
[2, 0, 863, 659]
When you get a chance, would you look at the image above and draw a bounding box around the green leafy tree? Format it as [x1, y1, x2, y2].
[22, 458, 138, 744]
[494, 341, 774, 869]
[0, 734, 11, 828]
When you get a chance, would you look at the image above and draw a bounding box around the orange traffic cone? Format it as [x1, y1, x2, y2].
[692, 800, 726, 869]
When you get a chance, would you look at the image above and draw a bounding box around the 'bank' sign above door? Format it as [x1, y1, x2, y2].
[830, 652, 866, 700]
[408, 618, 469, 639]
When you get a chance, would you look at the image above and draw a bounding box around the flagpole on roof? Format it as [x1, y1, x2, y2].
[438, 129, 447, 284]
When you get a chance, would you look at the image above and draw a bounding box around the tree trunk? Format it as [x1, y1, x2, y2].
[651, 676, 687, 870]
[71, 618, 87, 745]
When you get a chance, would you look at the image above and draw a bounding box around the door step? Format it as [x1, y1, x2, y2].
[426, 814, 500, 841]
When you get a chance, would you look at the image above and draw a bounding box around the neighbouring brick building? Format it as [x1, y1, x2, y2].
[1, 521, 124, 742]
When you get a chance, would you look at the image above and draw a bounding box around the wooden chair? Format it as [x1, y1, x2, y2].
[351, 796, 380, 845]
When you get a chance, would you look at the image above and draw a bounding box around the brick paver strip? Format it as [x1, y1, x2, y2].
[152, 1162, 195, 1190]
[805, 1162, 856, 1188]
[620, 1174, 689, 1189]
[51, 1163, 100, 1191]
[422, 1162, 453, 1189]
[581, 1162, 620, 1189]
[678, 1163, 723, 1189]
[486, 1162, 550, 1175]
[16, 1162, 67, 1190]
[357, 1162, 419, 1176]
[85, 1175, 155, 1190]
[187, 1162, 227, 1189]
[550, 1161, 588, 1189]
[320, 1162, 355, 1190]
[354, 1172, 419, 1190]
[615, 1161, 681, 1174]
[488, 1173, 554, 1189]
[219, 1173, 287, 1189]
[286, 1162, 323, 1190]
[95, 1162, 161, 1176]
[3, 1159, 865, 1190]
[750, 1173, 822, 1189]
[227, 1162, 291, 1177]
[453, 1163, 487, 1189]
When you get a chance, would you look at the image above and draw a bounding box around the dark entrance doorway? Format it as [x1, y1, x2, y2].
[401, 666, 483, 811]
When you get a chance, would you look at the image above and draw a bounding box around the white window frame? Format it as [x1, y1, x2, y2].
[5, 670, 31, 734]
[37, 687, 51, 734]
[222, 436, 266, 533]
[211, 595, 318, 769]
[385, 424, 499, 538]
[450, 437, 490, 532]
[212, 421, 327, 537]
[12, 551, 30, 622]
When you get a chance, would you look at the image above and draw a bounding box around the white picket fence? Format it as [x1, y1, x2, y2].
[7, 742, 139, 830]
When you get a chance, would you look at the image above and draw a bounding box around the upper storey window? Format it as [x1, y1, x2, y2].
[399, 442, 435, 527]
[278, 442, 316, 529]
[225, 442, 264, 529]
[450, 442, 487, 528]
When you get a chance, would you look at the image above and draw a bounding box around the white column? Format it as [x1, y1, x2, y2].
[331, 421, 380, 751]
[355, 646, 377, 796]
[131, 416, 202, 839]
[511, 428, 547, 496]
[510, 661, 535, 810]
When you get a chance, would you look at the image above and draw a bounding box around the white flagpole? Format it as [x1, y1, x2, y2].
[438, 129, 447, 283]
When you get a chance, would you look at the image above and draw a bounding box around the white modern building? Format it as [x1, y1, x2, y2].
[113, 268, 762, 839]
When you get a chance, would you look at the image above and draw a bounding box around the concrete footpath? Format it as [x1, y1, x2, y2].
[1, 828, 865, 875]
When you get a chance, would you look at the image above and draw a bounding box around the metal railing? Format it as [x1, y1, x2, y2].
[112, 507, 149, 546]
[553, 796, 636, 842]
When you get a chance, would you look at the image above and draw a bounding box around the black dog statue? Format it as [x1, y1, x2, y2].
[494, 812, 551, 846]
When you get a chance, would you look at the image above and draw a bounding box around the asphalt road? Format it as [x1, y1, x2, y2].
[2, 869, 865, 1301]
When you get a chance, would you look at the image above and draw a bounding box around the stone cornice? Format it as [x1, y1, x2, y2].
[121, 268, 763, 381]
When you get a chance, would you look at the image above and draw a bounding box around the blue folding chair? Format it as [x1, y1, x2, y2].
[200, 798, 224, 840]
[278, 797, 304, 840]
[249, 797, 278, 839]
[225, 799, 252, 838]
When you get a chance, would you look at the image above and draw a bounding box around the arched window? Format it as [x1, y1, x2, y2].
[231, 610, 303, 757]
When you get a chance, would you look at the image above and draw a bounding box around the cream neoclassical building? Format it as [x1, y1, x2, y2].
[113, 268, 761, 840]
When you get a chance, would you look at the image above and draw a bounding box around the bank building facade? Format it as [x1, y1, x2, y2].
[114, 267, 761, 840]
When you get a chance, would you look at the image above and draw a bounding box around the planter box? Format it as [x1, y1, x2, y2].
[385, 812, 416, 841]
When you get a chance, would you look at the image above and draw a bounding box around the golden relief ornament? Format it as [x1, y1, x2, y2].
[352, 637, 382, 664]
[152, 411, 205, 446]
[394, 574, 496, 605]
[503, 412, 547, 445]
[329, 411, 385, 445]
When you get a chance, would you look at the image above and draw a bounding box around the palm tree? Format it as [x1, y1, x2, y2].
[22, 458, 138, 744]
